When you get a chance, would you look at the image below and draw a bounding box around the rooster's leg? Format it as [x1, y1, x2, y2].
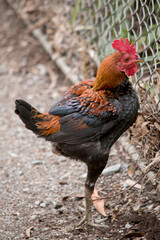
[76, 186, 92, 226]
[77, 164, 107, 228]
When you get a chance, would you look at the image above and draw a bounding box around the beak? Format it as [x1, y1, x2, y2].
[136, 58, 144, 63]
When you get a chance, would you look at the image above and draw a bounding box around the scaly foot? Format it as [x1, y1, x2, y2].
[76, 216, 108, 228]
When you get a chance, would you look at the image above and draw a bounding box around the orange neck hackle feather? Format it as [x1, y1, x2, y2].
[93, 52, 125, 91]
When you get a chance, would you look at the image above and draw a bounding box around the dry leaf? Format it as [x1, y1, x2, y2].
[154, 122, 160, 131]
[141, 121, 150, 134]
[125, 179, 142, 189]
[26, 226, 34, 238]
[127, 163, 136, 178]
[91, 189, 106, 216]
[133, 200, 141, 211]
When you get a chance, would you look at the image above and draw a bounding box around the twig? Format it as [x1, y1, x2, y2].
[145, 156, 160, 171]
[27, 17, 50, 33]
[46, 64, 57, 89]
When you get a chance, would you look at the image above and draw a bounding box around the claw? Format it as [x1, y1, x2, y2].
[88, 222, 107, 228]
[76, 216, 107, 228]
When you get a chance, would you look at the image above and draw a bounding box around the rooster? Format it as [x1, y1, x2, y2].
[15, 38, 142, 227]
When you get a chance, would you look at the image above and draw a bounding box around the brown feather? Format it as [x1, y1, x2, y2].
[93, 52, 125, 91]
[33, 113, 61, 136]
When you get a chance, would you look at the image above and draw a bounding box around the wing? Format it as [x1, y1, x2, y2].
[46, 80, 123, 144]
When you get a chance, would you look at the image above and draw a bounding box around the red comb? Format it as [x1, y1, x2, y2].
[112, 38, 138, 58]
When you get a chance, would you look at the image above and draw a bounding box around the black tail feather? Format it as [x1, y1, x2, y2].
[15, 99, 41, 134]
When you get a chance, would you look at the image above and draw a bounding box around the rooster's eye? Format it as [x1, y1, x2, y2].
[124, 58, 129, 62]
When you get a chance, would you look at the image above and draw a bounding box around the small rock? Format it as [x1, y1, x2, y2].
[37, 64, 47, 76]
[32, 161, 44, 166]
[147, 204, 154, 211]
[7, 46, 13, 52]
[35, 200, 41, 206]
[20, 40, 28, 47]
[30, 215, 37, 220]
[154, 205, 160, 212]
[53, 202, 63, 209]
[58, 206, 65, 214]
[29, 238, 40, 240]
[27, 95, 33, 100]
[18, 170, 24, 176]
[102, 163, 121, 176]
[43, 227, 50, 231]
[125, 223, 132, 229]
[120, 183, 128, 190]
[9, 152, 17, 158]
[23, 188, 29, 192]
[40, 202, 47, 208]
[59, 156, 67, 162]
[80, 173, 87, 179]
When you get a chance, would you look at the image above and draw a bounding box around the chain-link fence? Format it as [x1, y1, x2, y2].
[70, 0, 160, 114]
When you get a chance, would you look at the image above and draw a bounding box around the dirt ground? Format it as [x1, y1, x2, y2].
[0, 1, 160, 240]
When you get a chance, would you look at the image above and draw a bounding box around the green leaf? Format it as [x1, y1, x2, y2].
[144, 55, 160, 62]
[144, 83, 156, 96]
